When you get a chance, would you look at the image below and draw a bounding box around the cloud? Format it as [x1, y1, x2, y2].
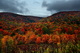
[0, 0, 29, 13]
[42, 0, 80, 13]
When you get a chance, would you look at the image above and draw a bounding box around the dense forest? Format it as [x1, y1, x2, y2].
[0, 11, 80, 53]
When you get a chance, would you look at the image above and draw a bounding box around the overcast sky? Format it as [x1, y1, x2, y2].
[0, 0, 80, 17]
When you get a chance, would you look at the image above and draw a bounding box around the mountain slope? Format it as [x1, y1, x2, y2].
[0, 12, 42, 23]
[41, 11, 80, 24]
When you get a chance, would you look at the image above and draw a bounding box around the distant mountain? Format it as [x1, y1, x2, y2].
[40, 11, 80, 24]
[0, 12, 42, 23]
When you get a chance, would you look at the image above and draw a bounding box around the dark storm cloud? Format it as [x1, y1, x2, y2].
[0, 0, 29, 13]
[42, 0, 80, 12]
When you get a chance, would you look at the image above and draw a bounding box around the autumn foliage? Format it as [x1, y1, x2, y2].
[0, 12, 80, 53]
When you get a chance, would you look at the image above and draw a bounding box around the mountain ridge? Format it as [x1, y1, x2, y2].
[40, 11, 80, 24]
[0, 12, 42, 23]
